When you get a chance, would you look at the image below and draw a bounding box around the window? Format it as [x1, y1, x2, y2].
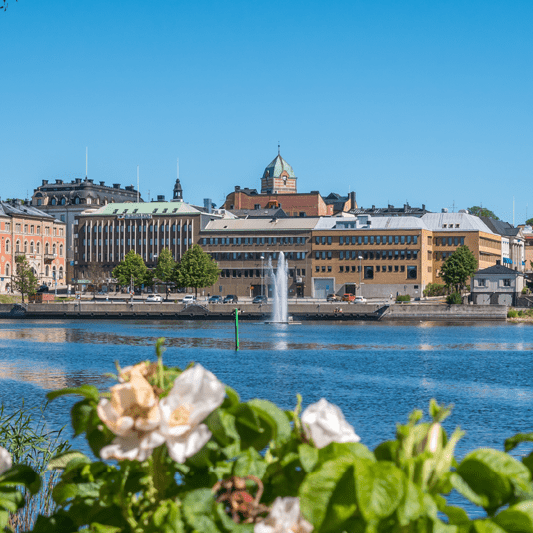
[478, 279, 486, 287]
[5, 240, 9, 253]
[503, 279, 511, 287]
[407, 266, 417, 279]
[61, 197, 66, 205]
[59, 244, 63, 257]
[364, 266, 374, 279]
[327, 266, 332, 272]
[30, 241, 34, 253]
[5, 264, 9, 277]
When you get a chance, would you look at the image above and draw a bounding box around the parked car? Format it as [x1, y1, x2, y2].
[208, 295, 222, 304]
[326, 293, 338, 302]
[223, 295, 238, 304]
[182, 295, 196, 304]
[341, 293, 356, 302]
[353, 296, 367, 304]
[146, 294, 163, 303]
[252, 295, 268, 304]
[37, 285, 49, 293]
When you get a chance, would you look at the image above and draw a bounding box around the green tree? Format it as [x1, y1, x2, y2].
[173, 244, 220, 297]
[525, 218, 533, 226]
[12, 255, 38, 303]
[467, 206, 500, 220]
[439, 245, 478, 294]
[112, 251, 148, 290]
[154, 248, 175, 296]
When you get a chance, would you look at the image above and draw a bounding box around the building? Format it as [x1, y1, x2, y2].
[471, 265, 525, 305]
[222, 152, 357, 217]
[0, 200, 66, 292]
[73, 199, 222, 284]
[199, 217, 317, 298]
[350, 203, 431, 218]
[31, 177, 142, 284]
[479, 217, 525, 271]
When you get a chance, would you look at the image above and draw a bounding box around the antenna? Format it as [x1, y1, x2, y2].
[85, 147, 88, 178]
[137, 165, 140, 203]
[513, 196, 515, 226]
[278, 142, 280, 156]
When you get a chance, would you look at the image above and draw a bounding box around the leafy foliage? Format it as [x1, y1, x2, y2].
[12, 255, 39, 303]
[423, 283, 447, 297]
[154, 248, 176, 294]
[446, 292, 463, 304]
[468, 206, 500, 220]
[440, 245, 478, 294]
[396, 294, 411, 302]
[173, 244, 220, 297]
[112, 251, 149, 289]
[4, 341, 533, 532]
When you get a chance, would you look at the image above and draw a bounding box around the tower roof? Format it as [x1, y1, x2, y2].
[264, 154, 296, 179]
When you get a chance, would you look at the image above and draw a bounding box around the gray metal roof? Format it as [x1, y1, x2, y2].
[203, 217, 321, 232]
[314, 216, 427, 231]
[0, 201, 60, 221]
[475, 265, 523, 276]
[421, 213, 495, 234]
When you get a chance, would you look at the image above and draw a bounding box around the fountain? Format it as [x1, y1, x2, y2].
[265, 252, 300, 324]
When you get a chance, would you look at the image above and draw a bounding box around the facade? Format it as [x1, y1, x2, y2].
[31, 177, 142, 284]
[350, 203, 431, 218]
[73, 200, 220, 283]
[223, 153, 357, 217]
[479, 217, 525, 271]
[199, 218, 317, 298]
[0, 200, 66, 292]
[471, 265, 525, 305]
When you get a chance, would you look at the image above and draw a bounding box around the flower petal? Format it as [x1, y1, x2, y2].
[100, 436, 154, 462]
[165, 424, 212, 463]
[255, 497, 313, 533]
[97, 399, 135, 437]
[0, 447, 12, 475]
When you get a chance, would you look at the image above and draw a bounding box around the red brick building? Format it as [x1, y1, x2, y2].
[222, 152, 357, 217]
[0, 200, 66, 292]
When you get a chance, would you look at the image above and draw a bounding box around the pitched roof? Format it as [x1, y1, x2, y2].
[264, 154, 296, 179]
[421, 213, 495, 234]
[82, 201, 202, 216]
[203, 217, 320, 232]
[475, 265, 523, 276]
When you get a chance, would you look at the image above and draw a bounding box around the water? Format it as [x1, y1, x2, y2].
[268, 252, 288, 323]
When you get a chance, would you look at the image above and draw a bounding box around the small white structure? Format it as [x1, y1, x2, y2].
[471, 265, 525, 306]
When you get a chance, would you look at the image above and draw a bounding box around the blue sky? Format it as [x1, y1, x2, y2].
[1, 1, 532, 223]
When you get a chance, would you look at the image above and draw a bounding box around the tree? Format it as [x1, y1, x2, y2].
[86, 263, 108, 297]
[467, 206, 500, 220]
[439, 245, 478, 294]
[525, 218, 533, 226]
[12, 255, 38, 303]
[112, 251, 148, 290]
[173, 244, 220, 297]
[154, 248, 176, 297]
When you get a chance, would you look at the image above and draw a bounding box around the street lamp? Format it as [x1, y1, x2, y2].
[260, 255, 265, 297]
[358, 255, 362, 297]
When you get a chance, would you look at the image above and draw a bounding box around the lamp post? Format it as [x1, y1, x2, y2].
[358, 255, 362, 297]
[261, 255, 265, 297]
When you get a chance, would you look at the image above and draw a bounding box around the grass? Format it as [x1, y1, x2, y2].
[0, 294, 22, 304]
[0, 402, 70, 532]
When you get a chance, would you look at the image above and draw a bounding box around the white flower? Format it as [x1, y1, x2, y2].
[255, 497, 313, 533]
[0, 446, 12, 475]
[426, 423, 442, 453]
[98, 368, 162, 461]
[301, 398, 360, 449]
[157, 364, 225, 463]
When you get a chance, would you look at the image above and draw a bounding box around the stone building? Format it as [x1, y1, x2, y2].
[0, 200, 66, 292]
[471, 265, 525, 305]
[31, 177, 142, 283]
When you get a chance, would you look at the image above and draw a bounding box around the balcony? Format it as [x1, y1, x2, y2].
[44, 253, 57, 263]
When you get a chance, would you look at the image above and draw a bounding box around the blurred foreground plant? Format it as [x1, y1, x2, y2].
[12, 338, 533, 532]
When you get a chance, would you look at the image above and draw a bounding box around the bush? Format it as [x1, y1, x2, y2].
[423, 283, 446, 297]
[446, 292, 462, 304]
[508, 309, 519, 318]
[4, 339, 533, 532]
[395, 294, 411, 302]
[522, 287, 530, 295]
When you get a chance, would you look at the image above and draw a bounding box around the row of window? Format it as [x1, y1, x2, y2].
[12, 224, 61, 236]
[201, 236, 308, 246]
[315, 235, 419, 246]
[4, 240, 63, 256]
[314, 265, 418, 279]
[209, 251, 307, 261]
[0, 264, 63, 278]
[83, 224, 192, 233]
[219, 268, 306, 279]
[83, 238, 192, 246]
[315, 250, 420, 260]
[434, 237, 465, 247]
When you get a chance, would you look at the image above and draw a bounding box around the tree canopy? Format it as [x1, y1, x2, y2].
[12, 255, 39, 303]
[154, 249, 175, 285]
[112, 251, 149, 289]
[525, 218, 533, 226]
[173, 244, 220, 297]
[467, 206, 499, 220]
[439, 245, 478, 294]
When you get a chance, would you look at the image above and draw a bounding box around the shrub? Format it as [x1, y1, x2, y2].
[395, 294, 411, 302]
[446, 292, 462, 304]
[508, 309, 519, 318]
[423, 283, 446, 297]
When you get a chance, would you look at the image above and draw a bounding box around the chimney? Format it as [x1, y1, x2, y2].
[157, 195, 165, 202]
[42, 179, 48, 186]
[113, 184, 120, 189]
[203, 198, 212, 213]
[422, 204, 425, 210]
[55, 179, 63, 184]
[75, 178, 82, 184]
[99, 181, 105, 186]
[235, 185, 241, 191]
[350, 191, 357, 210]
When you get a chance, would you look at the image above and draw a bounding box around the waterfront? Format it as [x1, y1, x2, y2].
[0, 319, 532, 460]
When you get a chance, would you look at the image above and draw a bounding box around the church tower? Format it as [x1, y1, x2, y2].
[261, 147, 297, 194]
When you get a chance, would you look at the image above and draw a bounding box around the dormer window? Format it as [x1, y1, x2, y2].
[152, 209, 158, 213]
[113, 209, 118, 214]
[442, 224, 447, 228]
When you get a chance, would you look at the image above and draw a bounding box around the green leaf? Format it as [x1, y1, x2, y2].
[494, 501, 533, 533]
[0, 464, 41, 494]
[149, 500, 185, 533]
[298, 443, 319, 473]
[396, 479, 426, 526]
[471, 520, 507, 533]
[374, 440, 398, 462]
[182, 488, 220, 533]
[47, 451, 90, 471]
[354, 460, 404, 523]
[248, 399, 292, 444]
[71, 400, 95, 437]
[233, 448, 267, 479]
[457, 449, 531, 511]
[318, 442, 375, 466]
[47, 384, 100, 402]
[90, 524, 123, 533]
[504, 433, 533, 453]
[0, 510, 8, 531]
[450, 472, 489, 508]
[442, 505, 471, 526]
[0, 487, 24, 512]
[299, 457, 357, 533]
